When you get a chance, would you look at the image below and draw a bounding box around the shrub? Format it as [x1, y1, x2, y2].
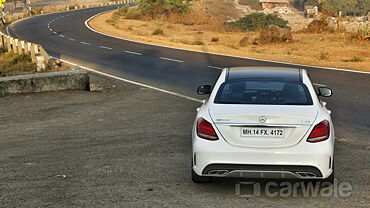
[152, 28, 164, 35]
[117, 6, 129, 16]
[192, 40, 204, 45]
[31, 7, 43, 15]
[347, 56, 364, 62]
[306, 19, 330, 33]
[125, 8, 142, 20]
[258, 25, 292, 44]
[226, 13, 289, 32]
[138, 0, 194, 18]
[352, 25, 370, 40]
[239, 36, 249, 47]
[319, 52, 329, 60]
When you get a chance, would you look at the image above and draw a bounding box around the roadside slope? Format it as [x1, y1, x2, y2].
[89, 10, 370, 72]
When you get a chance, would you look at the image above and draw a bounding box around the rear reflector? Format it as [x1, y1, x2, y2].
[307, 120, 330, 143]
[197, 118, 219, 141]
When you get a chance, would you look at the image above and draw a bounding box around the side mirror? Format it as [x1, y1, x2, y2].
[318, 87, 332, 97]
[197, 85, 212, 95]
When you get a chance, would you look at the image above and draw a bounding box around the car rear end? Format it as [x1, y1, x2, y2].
[192, 67, 334, 181]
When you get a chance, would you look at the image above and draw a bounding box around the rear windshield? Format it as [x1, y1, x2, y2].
[214, 80, 313, 105]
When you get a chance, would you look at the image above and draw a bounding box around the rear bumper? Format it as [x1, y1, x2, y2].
[192, 135, 334, 179]
[202, 164, 322, 179]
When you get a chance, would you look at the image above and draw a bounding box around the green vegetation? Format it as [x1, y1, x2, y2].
[138, 0, 195, 18]
[226, 13, 289, 32]
[152, 28, 164, 35]
[0, 53, 37, 77]
[192, 40, 204, 45]
[298, 0, 370, 16]
[306, 19, 331, 33]
[319, 52, 329, 60]
[347, 56, 364, 62]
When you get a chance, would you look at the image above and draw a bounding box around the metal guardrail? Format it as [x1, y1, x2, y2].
[0, 0, 137, 71]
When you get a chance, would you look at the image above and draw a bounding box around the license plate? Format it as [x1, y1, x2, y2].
[241, 127, 285, 138]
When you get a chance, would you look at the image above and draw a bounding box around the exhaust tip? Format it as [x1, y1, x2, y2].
[208, 170, 229, 176]
[296, 172, 317, 178]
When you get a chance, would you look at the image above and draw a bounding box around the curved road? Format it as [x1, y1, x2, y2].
[8, 4, 370, 146]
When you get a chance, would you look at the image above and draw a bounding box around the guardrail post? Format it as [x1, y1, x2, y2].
[9, 37, 14, 53]
[19, 40, 24, 54]
[14, 39, 19, 54]
[0, 33, 4, 51]
[24, 41, 30, 54]
[6, 36, 11, 52]
[30, 43, 36, 63]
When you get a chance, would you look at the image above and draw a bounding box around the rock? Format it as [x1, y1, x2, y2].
[89, 83, 103, 92]
[211, 37, 219, 42]
[183, 21, 194, 26]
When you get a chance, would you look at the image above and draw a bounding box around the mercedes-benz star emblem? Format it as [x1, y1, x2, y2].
[259, 116, 267, 123]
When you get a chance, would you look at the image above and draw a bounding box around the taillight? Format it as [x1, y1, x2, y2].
[307, 120, 330, 143]
[197, 118, 218, 141]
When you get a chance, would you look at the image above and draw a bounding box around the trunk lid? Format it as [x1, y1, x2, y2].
[209, 105, 317, 148]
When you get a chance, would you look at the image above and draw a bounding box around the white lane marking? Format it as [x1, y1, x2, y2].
[124, 50, 142, 56]
[57, 58, 202, 103]
[208, 65, 223, 70]
[159, 57, 184, 63]
[85, 12, 370, 75]
[68, 38, 76, 41]
[99, 46, 112, 50]
[80, 41, 91, 45]
[53, 32, 57, 34]
[59, 35, 65, 38]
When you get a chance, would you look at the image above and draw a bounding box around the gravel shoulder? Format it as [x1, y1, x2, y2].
[0, 73, 369, 207]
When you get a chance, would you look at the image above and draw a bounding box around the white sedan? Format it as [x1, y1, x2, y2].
[192, 67, 334, 183]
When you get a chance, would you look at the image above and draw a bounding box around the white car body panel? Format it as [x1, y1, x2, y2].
[192, 67, 335, 180]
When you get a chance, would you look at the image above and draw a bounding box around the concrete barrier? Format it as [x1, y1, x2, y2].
[0, 70, 90, 96]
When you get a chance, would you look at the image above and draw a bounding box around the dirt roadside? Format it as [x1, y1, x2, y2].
[89, 10, 370, 72]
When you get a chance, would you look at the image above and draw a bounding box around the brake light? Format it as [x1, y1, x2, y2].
[197, 118, 218, 140]
[307, 120, 330, 143]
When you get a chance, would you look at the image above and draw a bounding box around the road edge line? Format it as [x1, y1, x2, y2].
[58, 58, 202, 103]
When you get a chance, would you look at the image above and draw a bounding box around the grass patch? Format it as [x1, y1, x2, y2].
[0, 53, 37, 77]
[319, 52, 329, 60]
[346, 56, 364, 62]
[152, 28, 164, 35]
[192, 40, 204, 45]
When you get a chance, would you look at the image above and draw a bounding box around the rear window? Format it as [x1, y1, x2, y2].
[214, 80, 313, 105]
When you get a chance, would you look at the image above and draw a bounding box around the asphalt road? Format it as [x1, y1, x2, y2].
[1, 74, 369, 207]
[7, 5, 370, 146]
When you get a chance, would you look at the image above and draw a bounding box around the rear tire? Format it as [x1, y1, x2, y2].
[192, 167, 211, 183]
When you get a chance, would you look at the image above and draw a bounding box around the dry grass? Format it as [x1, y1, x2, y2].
[90, 10, 370, 72]
[0, 53, 37, 77]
